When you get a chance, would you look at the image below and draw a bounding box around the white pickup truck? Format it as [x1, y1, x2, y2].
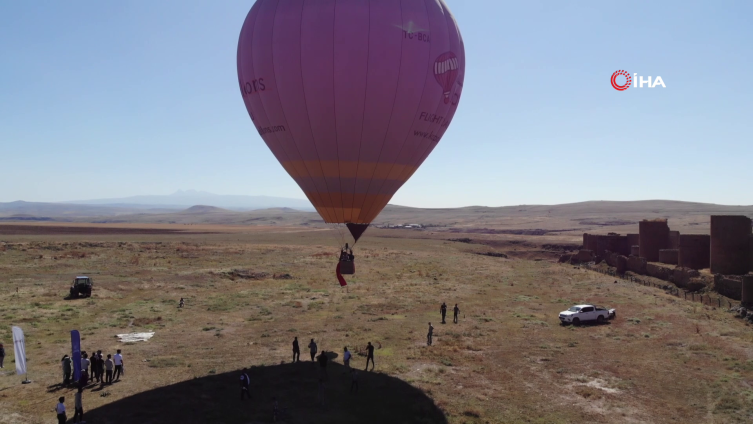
[559, 304, 615, 325]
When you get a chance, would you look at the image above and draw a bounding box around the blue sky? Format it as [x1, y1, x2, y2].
[1, 0, 751, 207]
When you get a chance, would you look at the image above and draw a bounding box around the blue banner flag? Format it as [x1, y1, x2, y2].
[71, 330, 81, 382]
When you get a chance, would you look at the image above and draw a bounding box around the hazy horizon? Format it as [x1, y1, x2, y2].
[3, 190, 753, 210]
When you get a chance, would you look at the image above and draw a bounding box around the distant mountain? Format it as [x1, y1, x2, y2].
[62, 190, 315, 211]
[2, 200, 752, 235]
[180, 205, 232, 214]
[0, 200, 176, 218]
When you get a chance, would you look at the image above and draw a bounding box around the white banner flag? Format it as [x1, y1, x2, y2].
[12, 326, 27, 375]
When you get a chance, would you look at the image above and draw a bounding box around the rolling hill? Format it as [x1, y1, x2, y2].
[2, 199, 751, 235]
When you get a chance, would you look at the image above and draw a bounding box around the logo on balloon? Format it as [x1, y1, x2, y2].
[610, 70, 631, 91]
[240, 78, 267, 98]
[434, 52, 459, 104]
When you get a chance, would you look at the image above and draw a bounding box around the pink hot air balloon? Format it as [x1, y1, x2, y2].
[434, 52, 459, 104]
[237, 0, 465, 243]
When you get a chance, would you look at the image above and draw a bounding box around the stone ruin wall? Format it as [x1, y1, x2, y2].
[710, 215, 752, 275]
[659, 249, 679, 265]
[715, 275, 743, 300]
[627, 234, 640, 249]
[679, 234, 710, 270]
[577, 215, 751, 299]
[639, 220, 670, 262]
[743, 275, 753, 306]
[669, 231, 680, 249]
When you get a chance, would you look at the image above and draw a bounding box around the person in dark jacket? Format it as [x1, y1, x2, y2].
[350, 369, 359, 393]
[89, 352, 99, 383]
[308, 339, 317, 362]
[61, 355, 72, 385]
[73, 387, 84, 423]
[364, 342, 375, 371]
[453, 304, 460, 324]
[78, 367, 89, 389]
[440, 302, 447, 324]
[96, 350, 104, 382]
[0, 343, 5, 368]
[240, 368, 251, 400]
[292, 337, 300, 363]
[318, 351, 328, 381]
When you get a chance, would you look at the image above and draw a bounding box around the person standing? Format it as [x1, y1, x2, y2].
[364, 342, 375, 371]
[350, 369, 359, 393]
[104, 354, 114, 384]
[96, 350, 104, 382]
[80, 353, 90, 380]
[113, 349, 124, 380]
[308, 339, 317, 362]
[440, 302, 447, 324]
[427, 322, 434, 346]
[292, 337, 300, 363]
[453, 304, 460, 324]
[343, 347, 351, 369]
[89, 352, 99, 384]
[62, 355, 72, 385]
[0, 343, 5, 368]
[240, 368, 251, 400]
[73, 387, 84, 423]
[55, 397, 67, 424]
[318, 351, 328, 381]
[78, 367, 89, 389]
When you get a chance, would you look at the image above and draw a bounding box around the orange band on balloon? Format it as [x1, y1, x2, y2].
[307, 193, 392, 224]
[281, 161, 417, 180]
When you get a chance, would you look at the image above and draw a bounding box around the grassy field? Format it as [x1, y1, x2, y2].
[1, 225, 752, 423]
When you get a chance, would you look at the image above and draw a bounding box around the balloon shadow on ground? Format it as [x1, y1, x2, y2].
[85, 361, 447, 424]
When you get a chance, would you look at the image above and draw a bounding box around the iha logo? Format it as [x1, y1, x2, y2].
[611, 70, 665, 91]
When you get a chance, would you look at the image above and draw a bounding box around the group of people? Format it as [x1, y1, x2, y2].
[428, 303, 461, 345]
[56, 349, 124, 423]
[61, 349, 124, 387]
[440, 302, 460, 324]
[291, 337, 374, 372]
[339, 248, 354, 262]
[239, 337, 373, 416]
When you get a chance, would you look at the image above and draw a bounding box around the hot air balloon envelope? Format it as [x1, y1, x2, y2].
[237, 0, 465, 240]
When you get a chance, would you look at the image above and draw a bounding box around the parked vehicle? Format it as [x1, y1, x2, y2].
[559, 304, 615, 325]
[69, 276, 93, 298]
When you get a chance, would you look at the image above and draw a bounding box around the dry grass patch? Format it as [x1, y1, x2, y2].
[0, 228, 752, 423]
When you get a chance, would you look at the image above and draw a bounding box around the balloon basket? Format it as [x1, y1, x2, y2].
[22, 379, 31, 384]
[339, 261, 355, 275]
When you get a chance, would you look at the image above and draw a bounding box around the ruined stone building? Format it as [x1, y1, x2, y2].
[578, 215, 753, 302]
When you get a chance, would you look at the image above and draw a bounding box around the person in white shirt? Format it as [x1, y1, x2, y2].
[113, 349, 124, 380]
[343, 347, 351, 369]
[104, 354, 114, 384]
[80, 354, 90, 375]
[55, 396, 67, 424]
